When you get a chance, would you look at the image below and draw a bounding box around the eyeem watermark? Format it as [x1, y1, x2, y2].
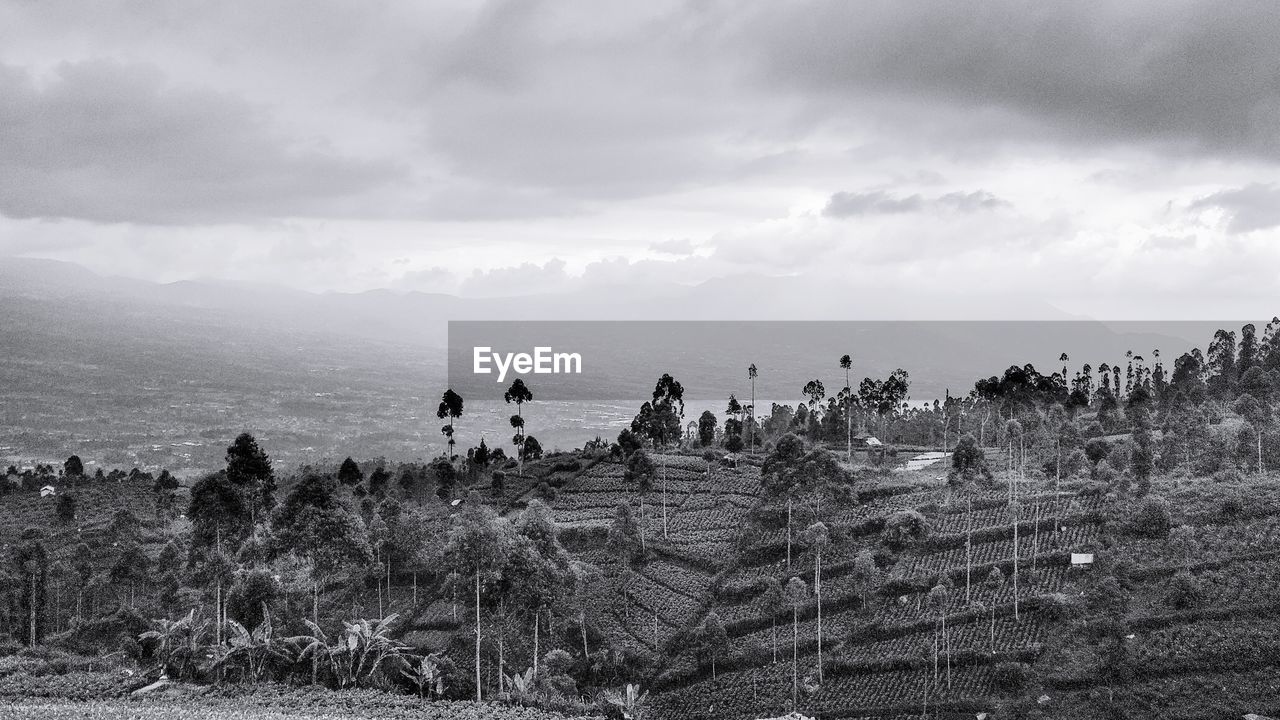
[473, 346, 582, 383]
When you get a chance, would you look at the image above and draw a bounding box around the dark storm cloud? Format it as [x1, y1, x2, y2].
[737, 1, 1280, 159]
[0, 61, 404, 225]
[823, 190, 1007, 218]
[1191, 184, 1280, 233]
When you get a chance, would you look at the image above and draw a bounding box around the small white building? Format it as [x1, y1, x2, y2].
[40, 485, 56, 498]
[1071, 553, 1094, 568]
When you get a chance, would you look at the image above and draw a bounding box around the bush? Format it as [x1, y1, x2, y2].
[1130, 496, 1173, 539]
[1212, 467, 1243, 484]
[1164, 570, 1204, 610]
[992, 661, 1033, 693]
[882, 510, 929, 550]
[1219, 491, 1244, 519]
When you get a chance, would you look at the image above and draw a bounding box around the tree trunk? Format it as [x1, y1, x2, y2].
[1013, 520, 1020, 621]
[791, 607, 798, 709]
[771, 616, 777, 663]
[474, 573, 482, 702]
[786, 498, 792, 569]
[1032, 502, 1041, 573]
[815, 550, 823, 684]
[580, 612, 588, 659]
[944, 612, 951, 691]
[29, 571, 36, 647]
[750, 378, 756, 455]
[990, 604, 996, 654]
[533, 609, 540, 676]
[662, 461, 668, 539]
[965, 497, 972, 604]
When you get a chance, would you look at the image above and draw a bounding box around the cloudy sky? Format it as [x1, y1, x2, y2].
[2, 1, 1279, 316]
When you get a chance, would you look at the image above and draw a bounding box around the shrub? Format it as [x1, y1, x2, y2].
[1164, 570, 1204, 610]
[992, 661, 1033, 693]
[882, 510, 929, 550]
[1084, 438, 1110, 465]
[1212, 467, 1243, 484]
[1130, 496, 1173, 539]
[1219, 491, 1244, 519]
[1030, 592, 1080, 621]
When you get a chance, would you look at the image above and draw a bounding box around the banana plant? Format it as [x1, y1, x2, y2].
[332, 613, 408, 687]
[285, 619, 333, 686]
[603, 682, 649, 720]
[218, 603, 291, 680]
[401, 653, 446, 699]
[502, 666, 539, 706]
[139, 609, 210, 680]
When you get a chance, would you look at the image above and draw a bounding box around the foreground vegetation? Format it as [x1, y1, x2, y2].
[5, 319, 1280, 718]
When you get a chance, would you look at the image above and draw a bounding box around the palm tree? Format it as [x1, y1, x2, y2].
[748, 364, 758, 455]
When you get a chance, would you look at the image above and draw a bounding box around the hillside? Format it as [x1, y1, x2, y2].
[5, 438, 1280, 719]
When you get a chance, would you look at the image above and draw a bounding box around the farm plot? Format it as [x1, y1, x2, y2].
[840, 613, 1045, 664]
[894, 525, 1096, 580]
[621, 561, 709, 629]
[651, 660, 995, 720]
[1120, 515, 1280, 565]
[1128, 616, 1280, 668]
[1127, 558, 1280, 612]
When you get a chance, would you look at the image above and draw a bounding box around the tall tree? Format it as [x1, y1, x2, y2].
[188, 471, 250, 553]
[63, 455, 84, 482]
[803, 521, 830, 683]
[697, 410, 718, 447]
[748, 364, 759, 454]
[441, 494, 513, 702]
[1234, 393, 1271, 474]
[338, 457, 363, 486]
[504, 379, 534, 474]
[225, 433, 275, 524]
[11, 530, 49, 646]
[1240, 323, 1260, 372]
[697, 612, 728, 680]
[840, 355, 853, 461]
[437, 389, 465, 460]
[272, 473, 372, 624]
[785, 577, 808, 709]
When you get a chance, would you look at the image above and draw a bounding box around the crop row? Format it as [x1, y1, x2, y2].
[894, 525, 1095, 579]
[651, 659, 996, 720]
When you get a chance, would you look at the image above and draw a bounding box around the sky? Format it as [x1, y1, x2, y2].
[2, 1, 1279, 317]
